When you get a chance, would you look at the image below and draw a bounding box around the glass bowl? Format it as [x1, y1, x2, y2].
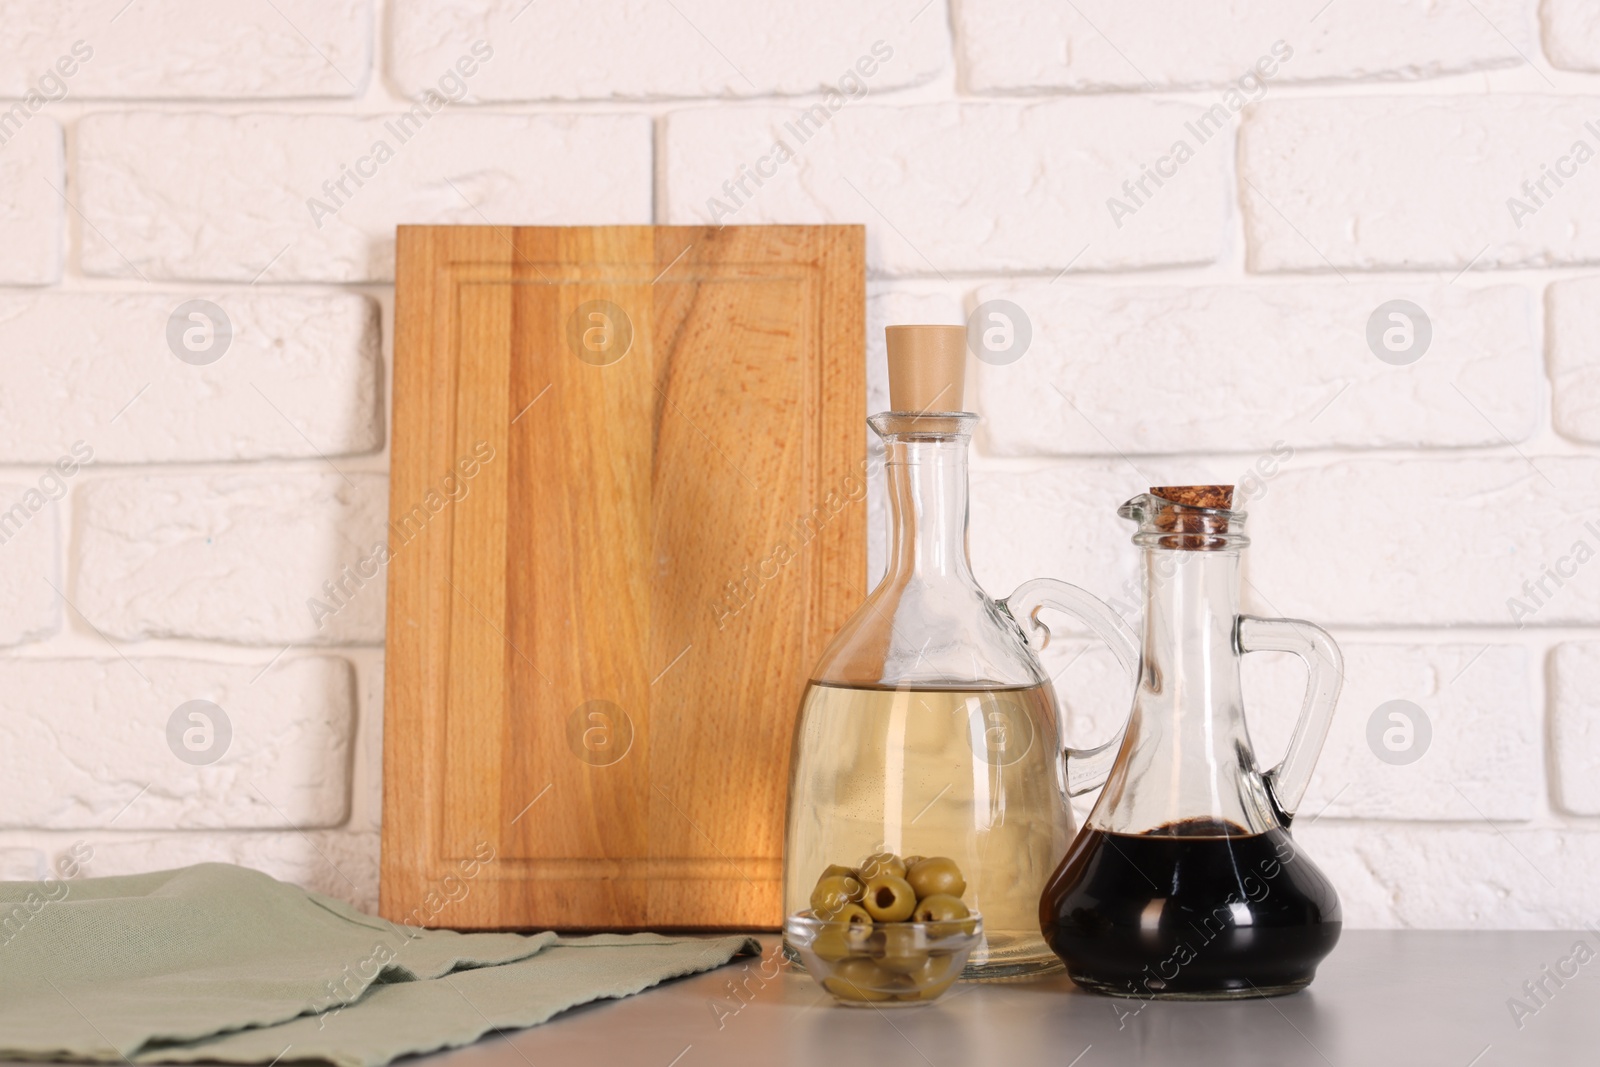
[785, 911, 983, 1006]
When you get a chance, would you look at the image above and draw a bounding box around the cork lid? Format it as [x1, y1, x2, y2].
[1151, 485, 1234, 511]
[1150, 485, 1235, 550]
[886, 325, 966, 413]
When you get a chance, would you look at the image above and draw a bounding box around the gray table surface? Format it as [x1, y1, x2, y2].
[5, 931, 1591, 1067]
[395, 930, 1594, 1067]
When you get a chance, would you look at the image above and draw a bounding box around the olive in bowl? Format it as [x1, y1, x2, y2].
[788, 853, 979, 1005]
[785, 912, 982, 1006]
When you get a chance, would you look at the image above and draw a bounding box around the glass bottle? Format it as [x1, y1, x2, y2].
[1040, 487, 1344, 999]
[783, 326, 1138, 979]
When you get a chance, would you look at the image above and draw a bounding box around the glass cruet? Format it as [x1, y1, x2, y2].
[1040, 486, 1344, 999]
[782, 325, 1138, 979]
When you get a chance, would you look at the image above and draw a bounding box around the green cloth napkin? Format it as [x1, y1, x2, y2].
[0, 863, 759, 1067]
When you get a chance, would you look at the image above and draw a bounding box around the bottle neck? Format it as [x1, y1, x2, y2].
[1090, 545, 1278, 836]
[810, 413, 1045, 691]
[1140, 548, 1243, 713]
[881, 435, 977, 586]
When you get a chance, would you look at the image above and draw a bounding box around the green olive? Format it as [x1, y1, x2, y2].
[810, 875, 864, 918]
[904, 953, 960, 999]
[832, 902, 872, 928]
[819, 863, 859, 882]
[914, 895, 977, 939]
[813, 871, 865, 901]
[900, 855, 925, 871]
[861, 875, 917, 922]
[911, 893, 970, 923]
[810, 927, 853, 962]
[823, 957, 893, 1002]
[871, 923, 929, 974]
[858, 851, 907, 881]
[905, 856, 967, 899]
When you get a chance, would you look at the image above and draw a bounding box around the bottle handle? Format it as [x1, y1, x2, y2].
[1002, 578, 1140, 797]
[1236, 615, 1344, 823]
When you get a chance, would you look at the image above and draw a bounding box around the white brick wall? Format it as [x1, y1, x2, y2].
[0, 657, 355, 829]
[663, 99, 1230, 274]
[76, 473, 389, 645]
[79, 112, 652, 281]
[974, 282, 1540, 454]
[1240, 96, 1600, 272]
[1050, 641, 1539, 822]
[1551, 642, 1600, 814]
[0, 292, 381, 462]
[388, 0, 949, 101]
[979, 455, 1600, 628]
[1548, 276, 1600, 444]
[1250, 459, 1600, 626]
[0, 482, 61, 645]
[1299, 824, 1600, 928]
[0, 117, 63, 284]
[1246, 645, 1538, 822]
[0, 1, 372, 99]
[1, 0, 1597, 929]
[1542, 0, 1600, 72]
[0, 847, 43, 880]
[958, 0, 1531, 93]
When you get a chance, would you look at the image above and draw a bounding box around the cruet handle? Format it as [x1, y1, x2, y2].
[1237, 616, 1345, 823]
[1003, 578, 1140, 797]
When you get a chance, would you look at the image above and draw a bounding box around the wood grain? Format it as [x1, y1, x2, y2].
[381, 226, 865, 930]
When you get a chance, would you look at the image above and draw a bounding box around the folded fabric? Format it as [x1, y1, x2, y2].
[0, 863, 758, 1067]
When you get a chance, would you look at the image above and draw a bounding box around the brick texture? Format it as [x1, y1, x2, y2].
[0, 116, 63, 284]
[973, 457, 1600, 627]
[0, 1, 371, 99]
[1552, 642, 1600, 815]
[0, 848, 43, 880]
[1298, 825, 1600, 928]
[389, 0, 947, 100]
[76, 474, 389, 645]
[1547, 275, 1600, 444]
[0, 482, 61, 646]
[1249, 459, 1600, 626]
[663, 100, 1230, 275]
[77, 111, 652, 282]
[0, 657, 355, 830]
[973, 282, 1539, 455]
[1542, 0, 1600, 71]
[1048, 641, 1536, 822]
[0, 292, 380, 463]
[1240, 96, 1600, 272]
[958, 0, 1530, 93]
[1246, 644, 1536, 821]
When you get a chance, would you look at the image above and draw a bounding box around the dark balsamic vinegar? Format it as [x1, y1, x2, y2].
[1040, 819, 1342, 999]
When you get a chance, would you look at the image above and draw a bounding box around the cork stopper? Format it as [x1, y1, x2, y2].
[886, 325, 966, 413]
[1150, 485, 1235, 550]
[1152, 485, 1234, 511]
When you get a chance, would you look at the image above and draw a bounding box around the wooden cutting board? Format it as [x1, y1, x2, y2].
[380, 225, 865, 930]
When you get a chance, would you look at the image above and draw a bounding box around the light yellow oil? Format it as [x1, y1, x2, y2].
[784, 682, 1071, 978]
